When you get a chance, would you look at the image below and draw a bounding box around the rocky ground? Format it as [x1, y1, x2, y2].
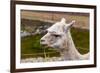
[21, 57, 65, 63]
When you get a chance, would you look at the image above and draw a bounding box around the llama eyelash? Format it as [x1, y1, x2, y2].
[52, 34, 61, 38]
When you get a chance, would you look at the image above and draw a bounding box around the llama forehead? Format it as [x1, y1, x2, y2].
[47, 22, 66, 34]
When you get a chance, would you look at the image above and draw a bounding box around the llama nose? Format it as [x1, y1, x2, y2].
[40, 39, 47, 46]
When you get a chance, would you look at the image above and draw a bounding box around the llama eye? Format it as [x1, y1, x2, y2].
[53, 34, 61, 37]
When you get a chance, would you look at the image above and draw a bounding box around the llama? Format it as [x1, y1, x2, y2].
[40, 18, 89, 60]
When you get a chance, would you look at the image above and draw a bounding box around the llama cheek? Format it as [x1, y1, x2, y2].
[63, 42, 67, 48]
[54, 45, 59, 48]
[49, 38, 57, 44]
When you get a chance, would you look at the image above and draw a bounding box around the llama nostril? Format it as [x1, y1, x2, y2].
[40, 39, 47, 46]
[40, 39, 45, 42]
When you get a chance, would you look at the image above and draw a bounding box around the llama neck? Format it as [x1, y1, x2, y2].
[60, 30, 82, 60]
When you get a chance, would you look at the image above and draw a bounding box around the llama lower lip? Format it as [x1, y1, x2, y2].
[43, 45, 52, 48]
[41, 43, 47, 46]
[41, 44, 48, 48]
[44, 46, 48, 48]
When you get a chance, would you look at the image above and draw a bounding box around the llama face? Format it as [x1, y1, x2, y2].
[40, 18, 75, 51]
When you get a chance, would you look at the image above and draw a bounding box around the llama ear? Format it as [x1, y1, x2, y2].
[67, 20, 75, 28]
[60, 18, 66, 23]
[64, 20, 75, 32]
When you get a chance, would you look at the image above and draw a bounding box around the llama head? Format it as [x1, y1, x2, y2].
[40, 18, 75, 51]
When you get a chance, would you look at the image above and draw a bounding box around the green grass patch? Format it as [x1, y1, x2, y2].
[71, 27, 89, 54]
[21, 34, 60, 59]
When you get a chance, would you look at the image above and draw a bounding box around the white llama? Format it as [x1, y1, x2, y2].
[40, 18, 89, 60]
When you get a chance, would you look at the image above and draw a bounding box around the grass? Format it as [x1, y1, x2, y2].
[21, 34, 60, 59]
[71, 28, 89, 54]
[21, 28, 89, 59]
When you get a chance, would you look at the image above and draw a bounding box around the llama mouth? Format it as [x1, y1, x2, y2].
[41, 45, 52, 49]
[41, 44, 49, 48]
[40, 44, 58, 49]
